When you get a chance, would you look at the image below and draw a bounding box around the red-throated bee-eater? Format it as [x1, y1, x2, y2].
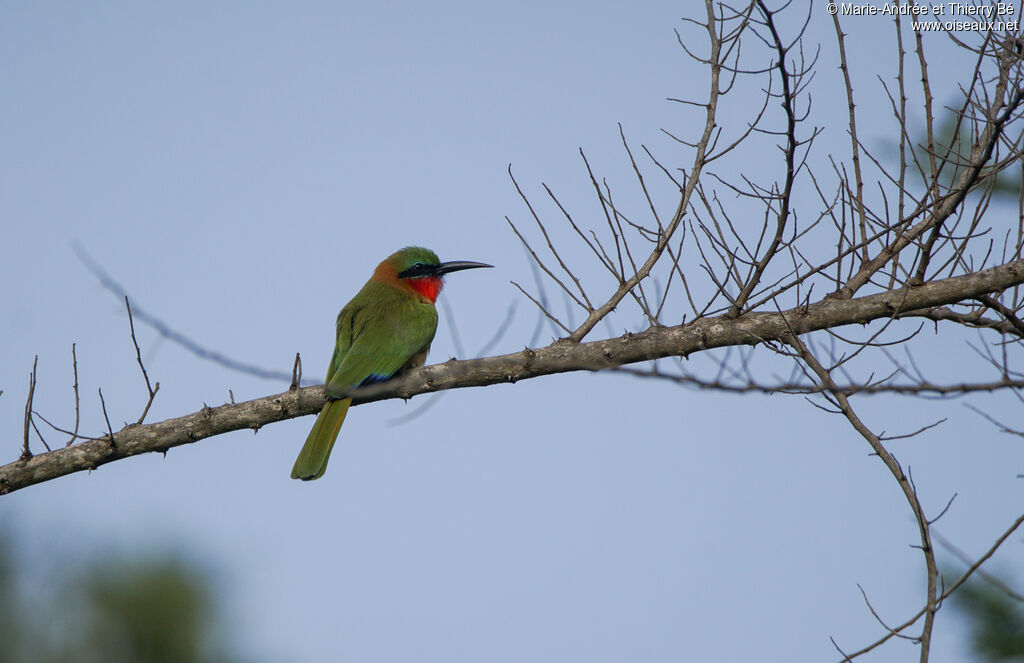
[291, 246, 492, 480]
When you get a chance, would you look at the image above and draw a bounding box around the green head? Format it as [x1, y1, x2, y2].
[380, 246, 492, 302]
[387, 246, 492, 279]
[389, 246, 441, 275]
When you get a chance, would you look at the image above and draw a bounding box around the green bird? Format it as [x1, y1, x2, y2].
[291, 246, 492, 480]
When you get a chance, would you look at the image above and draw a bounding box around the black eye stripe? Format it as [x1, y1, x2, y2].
[398, 262, 436, 279]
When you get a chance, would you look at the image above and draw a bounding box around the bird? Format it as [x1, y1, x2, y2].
[291, 246, 492, 480]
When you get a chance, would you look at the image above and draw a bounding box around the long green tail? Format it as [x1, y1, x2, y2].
[291, 398, 351, 480]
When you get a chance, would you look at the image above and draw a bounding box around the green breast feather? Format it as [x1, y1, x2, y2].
[325, 281, 438, 397]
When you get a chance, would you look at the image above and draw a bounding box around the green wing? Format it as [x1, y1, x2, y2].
[324, 287, 438, 398]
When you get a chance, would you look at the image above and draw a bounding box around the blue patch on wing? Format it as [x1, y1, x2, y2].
[359, 373, 393, 387]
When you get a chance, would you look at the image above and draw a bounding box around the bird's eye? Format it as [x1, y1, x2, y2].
[399, 261, 432, 279]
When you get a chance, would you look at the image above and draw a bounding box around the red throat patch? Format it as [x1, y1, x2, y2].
[407, 276, 443, 303]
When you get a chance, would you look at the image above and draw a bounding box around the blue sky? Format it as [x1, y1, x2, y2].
[1, 3, 1021, 662]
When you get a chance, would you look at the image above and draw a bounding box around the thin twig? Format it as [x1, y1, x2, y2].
[126, 297, 160, 424]
[290, 353, 302, 391]
[67, 343, 81, 447]
[21, 356, 38, 460]
[98, 388, 116, 449]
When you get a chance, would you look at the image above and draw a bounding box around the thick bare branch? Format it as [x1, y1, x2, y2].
[6, 257, 1024, 494]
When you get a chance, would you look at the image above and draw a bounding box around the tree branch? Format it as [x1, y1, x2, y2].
[5, 257, 1024, 495]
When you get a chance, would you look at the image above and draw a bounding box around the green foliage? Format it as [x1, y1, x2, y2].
[909, 111, 1023, 200]
[0, 542, 26, 663]
[951, 573, 1024, 662]
[0, 535, 247, 663]
[71, 559, 234, 663]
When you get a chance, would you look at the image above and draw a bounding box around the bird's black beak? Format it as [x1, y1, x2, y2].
[434, 260, 493, 276]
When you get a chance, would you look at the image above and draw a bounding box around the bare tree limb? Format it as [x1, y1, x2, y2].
[6, 257, 1024, 495]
